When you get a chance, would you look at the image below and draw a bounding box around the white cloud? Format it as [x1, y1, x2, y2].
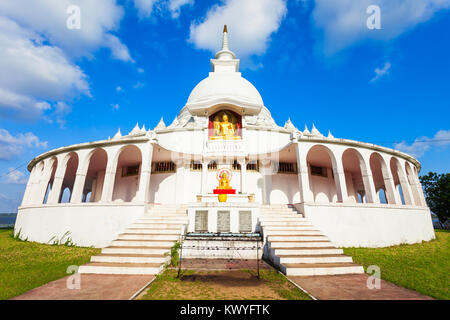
[104, 34, 135, 63]
[4, 169, 27, 185]
[112, 103, 120, 110]
[137, 68, 145, 73]
[0, 16, 89, 120]
[116, 86, 124, 93]
[312, 0, 450, 54]
[370, 62, 391, 82]
[169, 0, 194, 18]
[0, 0, 131, 60]
[134, 0, 160, 18]
[0, 129, 47, 160]
[394, 130, 450, 158]
[189, 0, 287, 57]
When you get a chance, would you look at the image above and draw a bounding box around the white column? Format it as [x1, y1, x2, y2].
[71, 150, 90, 203]
[47, 156, 67, 204]
[380, 157, 398, 205]
[21, 166, 38, 206]
[333, 155, 348, 203]
[101, 148, 119, 202]
[136, 144, 153, 203]
[201, 159, 208, 194]
[175, 159, 186, 204]
[413, 169, 427, 207]
[239, 158, 247, 194]
[360, 156, 378, 204]
[396, 159, 414, 205]
[34, 158, 55, 204]
[261, 160, 272, 205]
[295, 143, 313, 203]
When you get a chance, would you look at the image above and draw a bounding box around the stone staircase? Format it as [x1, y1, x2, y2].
[79, 204, 188, 275]
[260, 205, 364, 276]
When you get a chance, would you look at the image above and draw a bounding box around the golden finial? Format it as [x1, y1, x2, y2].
[223, 24, 227, 33]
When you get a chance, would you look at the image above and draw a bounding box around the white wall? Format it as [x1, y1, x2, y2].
[296, 203, 435, 247]
[112, 168, 140, 202]
[270, 174, 300, 204]
[15, 203, 145, 247]
[150, 172, 176, 204]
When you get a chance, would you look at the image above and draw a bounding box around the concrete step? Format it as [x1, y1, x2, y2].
[280, 263, 364, 276]
[267, 235, 328, 242]
[259, 217, 307, 222]
[125, 228, 181, 234]
[91, 253, 169, 264]
[263, 226, 317, 231]
[259, 221, 313, 226]
[263, 230, 322, 236]
[131, 223, 185, 229]
[135, 218, 188, 223]
[269, 241, 333, 248]
[272, 247, 344, 256]
[102, 246, 171, 255]
[278, 254, 353, 264]
[117, 233, 179, 241]
[79, 262, 163, 275]
[111, 240, 175, 247]
[259, 212, 304, 218]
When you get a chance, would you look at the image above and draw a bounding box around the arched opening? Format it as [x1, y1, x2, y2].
[58, 152, 79, 203]
[43, 157, 58, 204]
[405, 162, 421, 206]
[112, 145, 142, 202]
[342, 149, 366, 203]
[307, 145, 338, 203]
[378, 188, 388, 204]
[60, 187, 71, 203]
[369, 153, 392, 204]
[82, 148, 108, 203]
[390, 157, 412, 205]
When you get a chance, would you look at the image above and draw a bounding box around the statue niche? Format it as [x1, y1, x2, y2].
[209, 110, 241, 140]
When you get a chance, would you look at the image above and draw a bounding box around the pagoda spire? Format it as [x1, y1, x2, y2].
[215, 24, 236, 60]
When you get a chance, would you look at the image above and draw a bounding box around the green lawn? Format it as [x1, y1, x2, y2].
[0, 228, 100, 300]
[140, 268, 311, 300]
[344, 230, 450, 300]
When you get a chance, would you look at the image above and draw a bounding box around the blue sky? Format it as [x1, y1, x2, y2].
[0, 0, 449, 212]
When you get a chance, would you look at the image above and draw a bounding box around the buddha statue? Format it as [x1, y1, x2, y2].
[217, 172, 232, 189]
[211, 113, 241, 140]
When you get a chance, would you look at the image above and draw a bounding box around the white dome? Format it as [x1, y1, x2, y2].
[187, 73, 264, 106]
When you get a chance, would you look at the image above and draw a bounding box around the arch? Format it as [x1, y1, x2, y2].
[43, 157, 58, 204]
[112, 145, 142, 202]
[342, 148, 367, 203]
[306, 144, 339, 203]
[377, 188, 388, 204]
[405, 162, 421, 206]
[60, 187, 71, 203]
[82, 148, 108, 203]
[369, 153, 394, 204]
[58, 152, 79, 203]
[390, 157, 413, 205]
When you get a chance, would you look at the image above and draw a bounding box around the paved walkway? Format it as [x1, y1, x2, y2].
[10, 274, 154, 300]
[289, 274, 433, 300]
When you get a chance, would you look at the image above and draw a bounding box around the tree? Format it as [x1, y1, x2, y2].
[419, 172, 450, 225]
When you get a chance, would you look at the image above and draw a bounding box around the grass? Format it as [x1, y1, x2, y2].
[139, 268, 311, 300]
[0, 228, 100, 300]
[344, 230, 450, 300]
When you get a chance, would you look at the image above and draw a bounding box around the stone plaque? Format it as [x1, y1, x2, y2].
[195, 210, 208, 232]
[217, 211, 230, 233]
[239, 211, 252, 233]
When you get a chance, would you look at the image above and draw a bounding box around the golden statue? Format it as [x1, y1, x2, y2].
[211, 111, 241, 140]
[217, 172, 232, 190]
